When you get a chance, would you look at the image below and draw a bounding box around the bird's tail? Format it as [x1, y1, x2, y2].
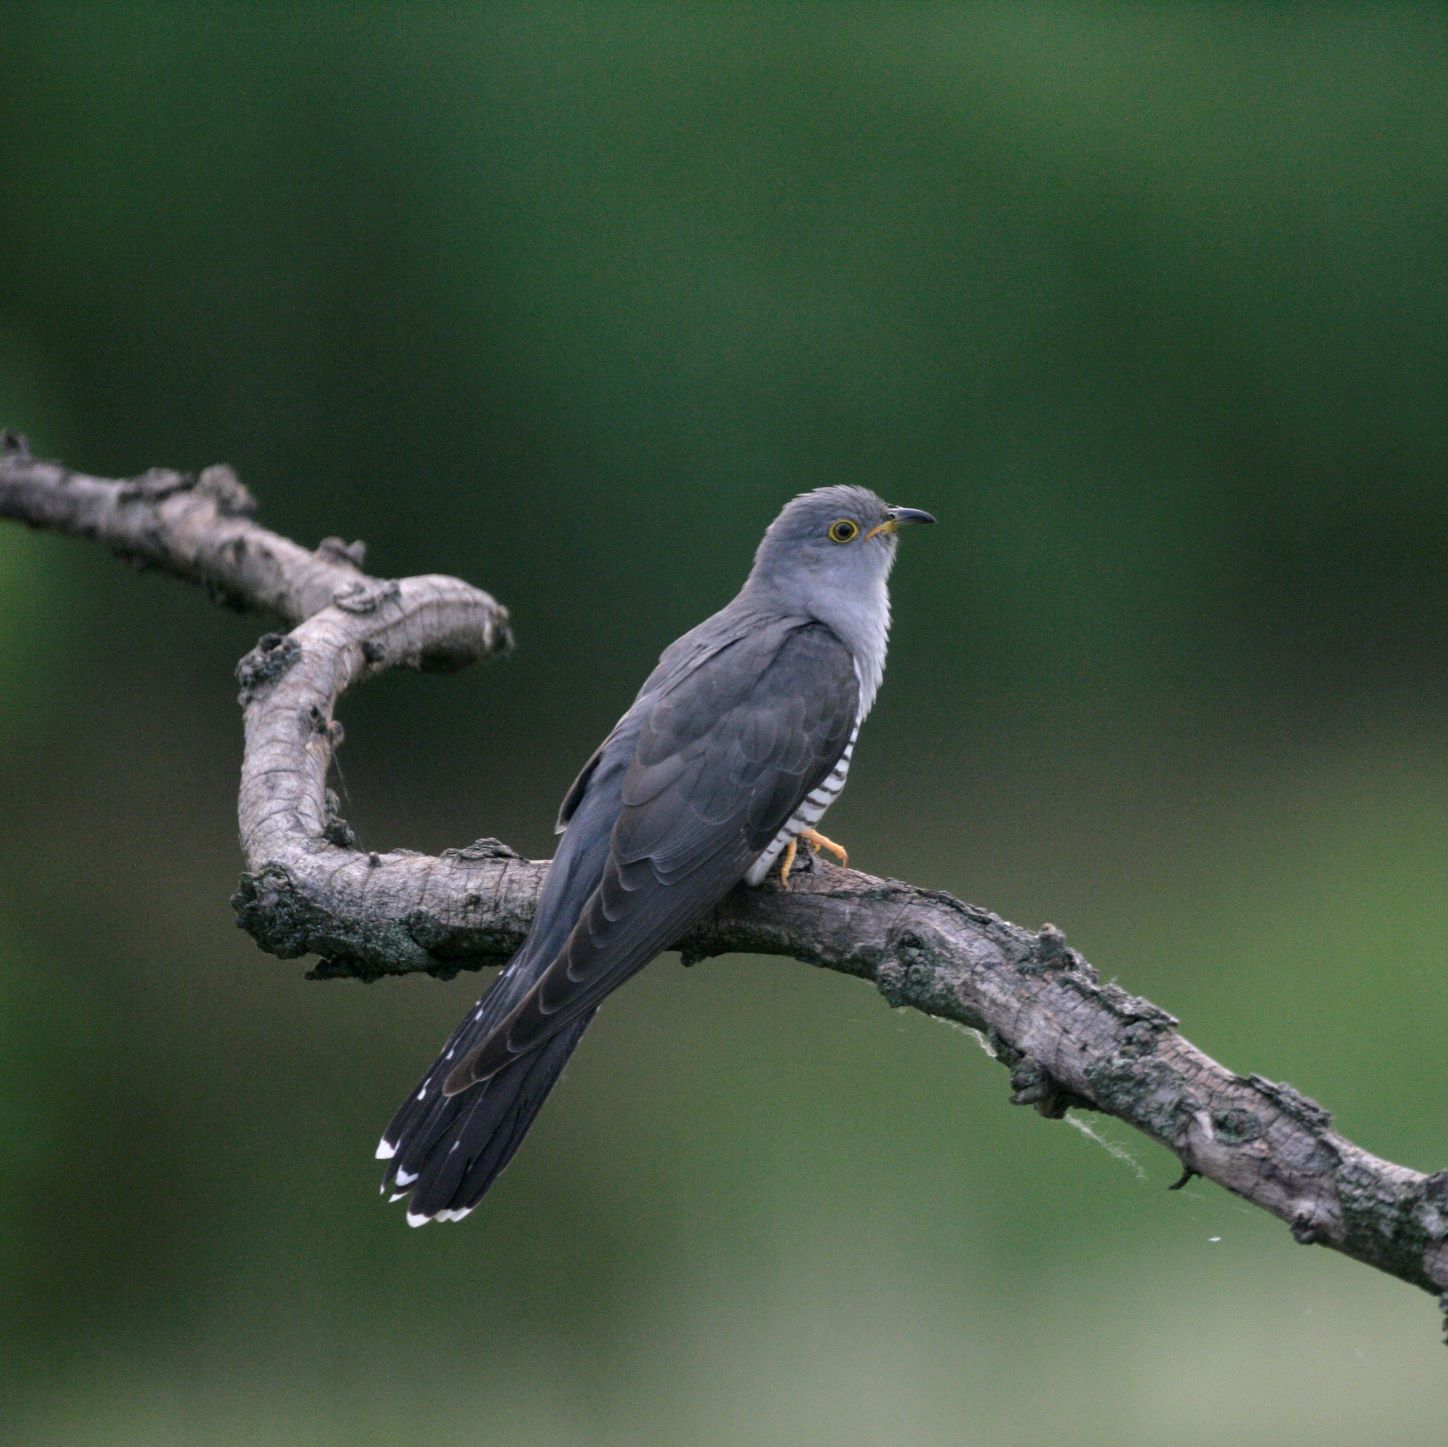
[376, 980, 596, 1226]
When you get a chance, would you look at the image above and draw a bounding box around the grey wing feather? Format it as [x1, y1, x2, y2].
[554, 603, 765, 834]
[444, 620, 858, 1092]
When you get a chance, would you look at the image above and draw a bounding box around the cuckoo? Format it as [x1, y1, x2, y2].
[377, 485, 934, 1223]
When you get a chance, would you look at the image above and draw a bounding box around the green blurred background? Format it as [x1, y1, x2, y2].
[3, 4, 1447, 1442]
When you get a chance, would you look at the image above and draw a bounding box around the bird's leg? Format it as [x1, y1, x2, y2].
[798, 827, 848, 869]
[777, 836, 799, 888]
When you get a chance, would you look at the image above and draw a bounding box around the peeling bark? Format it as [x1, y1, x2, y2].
[4, 431, 1445, 1331]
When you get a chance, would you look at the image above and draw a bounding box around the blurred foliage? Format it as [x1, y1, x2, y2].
[3, 4, 1447, 1443]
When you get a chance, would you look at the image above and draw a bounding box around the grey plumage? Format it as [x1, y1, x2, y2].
[377, 484, 932, 1223]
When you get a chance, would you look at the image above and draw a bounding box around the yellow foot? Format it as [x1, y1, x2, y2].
[798, 827, 848, 869]
[777, 836, 798, 888]
[778, 828, 850, 888]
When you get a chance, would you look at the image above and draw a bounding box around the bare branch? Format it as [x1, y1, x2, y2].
[0, 428, 511, 650]
[5, 431, 1445, 1329]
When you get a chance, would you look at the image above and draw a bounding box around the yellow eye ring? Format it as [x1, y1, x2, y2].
[828, 518, 859, 544]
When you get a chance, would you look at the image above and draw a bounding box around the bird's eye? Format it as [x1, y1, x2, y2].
[828, 519, 859, 544]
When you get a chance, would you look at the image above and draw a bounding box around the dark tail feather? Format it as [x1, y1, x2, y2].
[376, 1001, 596, 1226]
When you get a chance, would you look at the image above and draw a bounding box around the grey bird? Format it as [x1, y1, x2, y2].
[377, 485, 934, 1224]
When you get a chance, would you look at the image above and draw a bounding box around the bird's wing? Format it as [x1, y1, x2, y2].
[445, 620, 858, 1092]
[554, 602, 762, 835]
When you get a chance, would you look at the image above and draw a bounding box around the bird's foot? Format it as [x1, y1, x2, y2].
[777, 836, 798, 888]
[777, 828, 850, 889]
[798, 827, 848, 869]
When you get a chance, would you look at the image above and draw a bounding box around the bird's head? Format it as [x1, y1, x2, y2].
[746, 485, 935, 615]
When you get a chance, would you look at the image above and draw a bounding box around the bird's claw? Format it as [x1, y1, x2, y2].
[778, 827, 849, 888]
[798, 827, 848, 869]
[777, 836, 798, 888]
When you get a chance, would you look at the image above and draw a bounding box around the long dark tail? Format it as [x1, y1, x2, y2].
[376, 985, 596, 1226]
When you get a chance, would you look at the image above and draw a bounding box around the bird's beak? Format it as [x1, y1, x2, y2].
[866, 506, 936, 540]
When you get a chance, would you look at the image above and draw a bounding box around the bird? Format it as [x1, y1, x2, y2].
[376, 485, 934, 1224]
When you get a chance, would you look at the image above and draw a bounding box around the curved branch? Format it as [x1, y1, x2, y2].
[5, 431, 1446, 1327]
[0, 428, 513, 654]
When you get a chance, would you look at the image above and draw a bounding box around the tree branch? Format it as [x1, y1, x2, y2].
[5, 430, 1445, 1332]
